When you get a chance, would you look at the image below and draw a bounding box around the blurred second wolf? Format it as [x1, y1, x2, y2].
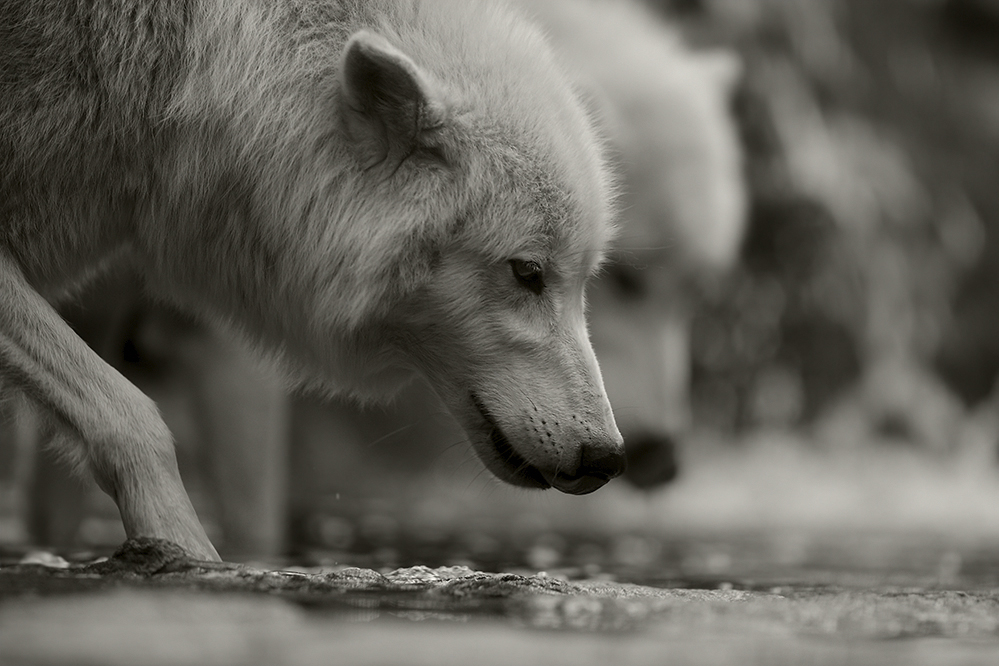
[522, 0, 746, 487]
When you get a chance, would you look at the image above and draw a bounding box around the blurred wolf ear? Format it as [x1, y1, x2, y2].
[339, 30, 445, 169]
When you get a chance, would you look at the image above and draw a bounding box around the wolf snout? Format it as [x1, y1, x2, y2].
[548, 440, 627, 495]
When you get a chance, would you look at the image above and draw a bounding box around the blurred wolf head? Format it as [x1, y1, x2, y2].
[518, 0, 746, 487]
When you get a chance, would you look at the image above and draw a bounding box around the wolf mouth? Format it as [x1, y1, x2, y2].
[472, 395, 550, 489]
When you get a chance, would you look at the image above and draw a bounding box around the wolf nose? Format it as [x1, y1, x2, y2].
[550, 441, 626, 495]
[580, 443, 627, 480]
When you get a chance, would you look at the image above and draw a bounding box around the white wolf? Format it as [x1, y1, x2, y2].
[0, 0, 625, 560]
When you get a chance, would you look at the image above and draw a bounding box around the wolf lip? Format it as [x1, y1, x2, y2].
[549, 472, 612, 495]
[472, 395, 550, 489]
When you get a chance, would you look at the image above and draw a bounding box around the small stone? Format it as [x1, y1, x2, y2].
[18, 552, 70, 569]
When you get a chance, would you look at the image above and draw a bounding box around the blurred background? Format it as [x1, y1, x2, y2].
[5, 0, 999, 583]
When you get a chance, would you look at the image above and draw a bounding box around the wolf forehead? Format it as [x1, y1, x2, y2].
[337, 0, 617, 260]
[397, 0, 617, 265]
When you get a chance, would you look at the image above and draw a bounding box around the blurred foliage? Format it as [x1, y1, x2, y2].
[653, 0, 999, 442]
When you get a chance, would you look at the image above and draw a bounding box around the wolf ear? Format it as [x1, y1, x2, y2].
[339, 30, 445, 169]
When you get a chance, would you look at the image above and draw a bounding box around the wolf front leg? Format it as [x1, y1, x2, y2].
[0, 253, 219, 561]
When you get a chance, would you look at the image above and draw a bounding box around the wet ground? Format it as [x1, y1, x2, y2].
[3, 529, 999, 666]
[5, 438, 999, 664]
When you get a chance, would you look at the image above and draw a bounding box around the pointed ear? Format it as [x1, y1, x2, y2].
[339, 30, 445, 169]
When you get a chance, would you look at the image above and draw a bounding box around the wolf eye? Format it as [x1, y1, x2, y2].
[510, 259, 544, 295]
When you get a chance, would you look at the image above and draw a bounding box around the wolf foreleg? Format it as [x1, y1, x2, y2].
[0, 252, 219, 561]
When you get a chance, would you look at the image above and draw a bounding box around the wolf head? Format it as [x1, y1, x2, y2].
[161, 1, 624, 493]
[301, 3, 625, 493]
[338, 15, 626, 493]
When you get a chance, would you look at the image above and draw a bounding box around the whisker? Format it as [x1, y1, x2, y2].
[362, 421, 417, 449]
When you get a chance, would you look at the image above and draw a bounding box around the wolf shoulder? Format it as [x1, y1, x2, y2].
[0, 0, 198, 290]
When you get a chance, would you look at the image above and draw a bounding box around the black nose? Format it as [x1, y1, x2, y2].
[549, 441, 627, 495]
[622, 432, 680, 489]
